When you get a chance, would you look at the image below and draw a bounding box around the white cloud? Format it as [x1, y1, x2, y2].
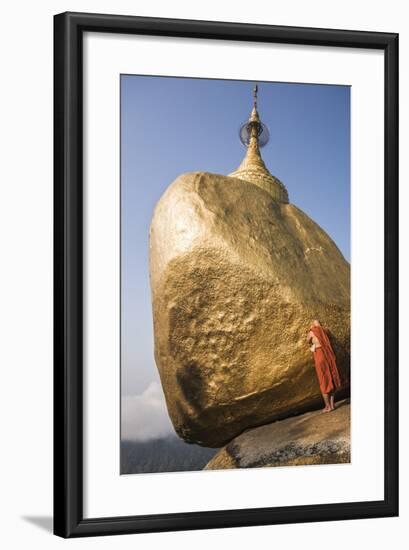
[121, 381, 175, 441]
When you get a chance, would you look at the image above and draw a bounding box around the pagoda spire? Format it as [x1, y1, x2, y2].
[229, 84, 289, 204]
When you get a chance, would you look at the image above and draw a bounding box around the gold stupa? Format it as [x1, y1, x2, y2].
[229, 85, 289, 204]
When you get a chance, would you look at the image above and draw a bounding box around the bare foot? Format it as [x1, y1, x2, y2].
[321, 406, 331, 414]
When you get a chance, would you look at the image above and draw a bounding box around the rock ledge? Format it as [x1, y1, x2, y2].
[204, 399, 350, 469]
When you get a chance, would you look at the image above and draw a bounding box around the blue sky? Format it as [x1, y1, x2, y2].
[121, 75, 350, 398]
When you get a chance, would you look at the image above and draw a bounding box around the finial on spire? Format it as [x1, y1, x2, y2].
[253, 84, 258, 108]
[239, 84, 269, 148]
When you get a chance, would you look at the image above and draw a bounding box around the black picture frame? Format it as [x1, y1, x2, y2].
[54, 11, 399, 538]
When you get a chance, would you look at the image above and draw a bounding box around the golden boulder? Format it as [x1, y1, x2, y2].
[149, 171, 350, 447]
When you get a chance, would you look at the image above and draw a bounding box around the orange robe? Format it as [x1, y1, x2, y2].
[310, 326, 342, 394]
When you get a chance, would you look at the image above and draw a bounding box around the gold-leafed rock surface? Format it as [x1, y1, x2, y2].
[149, 171, 350, 447]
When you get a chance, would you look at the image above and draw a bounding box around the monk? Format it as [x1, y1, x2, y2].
[307, 320, 342, 413]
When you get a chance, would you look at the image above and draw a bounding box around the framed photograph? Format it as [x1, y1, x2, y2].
[54, 12, 399, 537]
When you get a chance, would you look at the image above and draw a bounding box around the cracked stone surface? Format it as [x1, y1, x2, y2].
[204, 399, 350, 469]
[149, 171, 350, 447]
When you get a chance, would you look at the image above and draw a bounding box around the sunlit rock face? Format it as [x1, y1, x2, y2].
[204, 399, 351, 469]
[149, 171, 350, 448]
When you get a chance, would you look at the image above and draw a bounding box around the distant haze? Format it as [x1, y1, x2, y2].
[120, 75, 350, 442]
[121, 382, 174, 441]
